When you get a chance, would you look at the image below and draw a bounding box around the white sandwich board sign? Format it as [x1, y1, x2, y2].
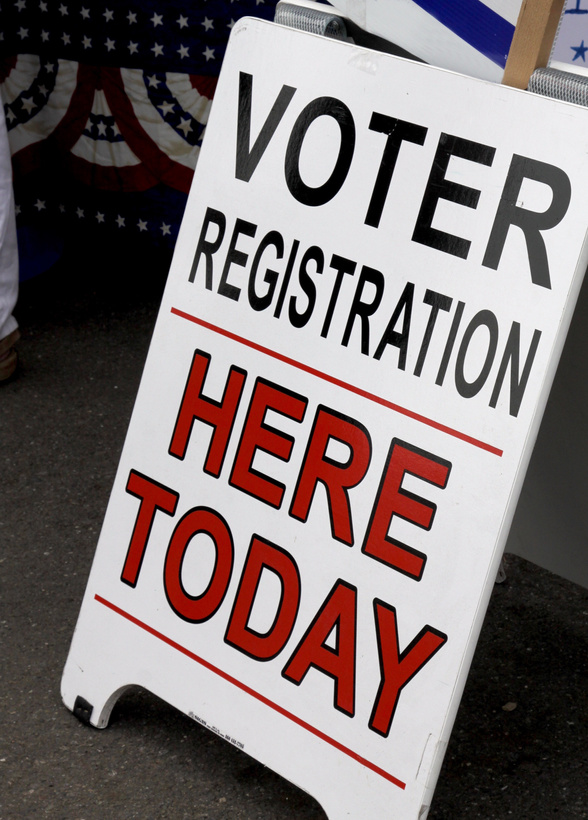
[62, 18, 588, 819]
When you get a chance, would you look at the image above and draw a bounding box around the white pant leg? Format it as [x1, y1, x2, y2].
[0, 103, 18, 342]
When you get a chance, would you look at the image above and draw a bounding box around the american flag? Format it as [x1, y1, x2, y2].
[0, 0, 279, 276]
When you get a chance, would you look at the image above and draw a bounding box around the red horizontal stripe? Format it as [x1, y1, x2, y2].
[170, 306, 503, 457]
[95, 594, 406, 790]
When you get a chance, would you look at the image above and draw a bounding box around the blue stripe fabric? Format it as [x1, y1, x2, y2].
[412, 0, 516, 68]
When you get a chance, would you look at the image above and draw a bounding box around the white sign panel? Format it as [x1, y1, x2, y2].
[62, 19, 588, 819]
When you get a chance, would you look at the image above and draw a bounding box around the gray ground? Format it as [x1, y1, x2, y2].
[2, 238, 587, 819]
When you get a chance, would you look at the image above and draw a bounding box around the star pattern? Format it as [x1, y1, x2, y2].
[84, 112, 124, 141]
[2, 0, 254, 73]
[177, 117, 192, 136]
[10, 179, 191, 245]
[3, 0, 280, 250]
[571, 39, 588, 61]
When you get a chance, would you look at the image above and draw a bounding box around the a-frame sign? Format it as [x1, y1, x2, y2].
[62, 18, 588, 818]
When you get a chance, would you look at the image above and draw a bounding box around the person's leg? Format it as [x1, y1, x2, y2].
[0, 104, 19, 381]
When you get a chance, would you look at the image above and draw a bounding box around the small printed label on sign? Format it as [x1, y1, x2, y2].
[189, 711, 245, 750]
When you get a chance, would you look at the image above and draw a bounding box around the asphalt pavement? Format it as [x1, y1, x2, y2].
[2, 235, 587, 819]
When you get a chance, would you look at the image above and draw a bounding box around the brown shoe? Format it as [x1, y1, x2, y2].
[0, 328, 20, 382]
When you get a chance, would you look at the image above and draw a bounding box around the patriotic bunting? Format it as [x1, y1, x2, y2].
[1, 0, 279, 275]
